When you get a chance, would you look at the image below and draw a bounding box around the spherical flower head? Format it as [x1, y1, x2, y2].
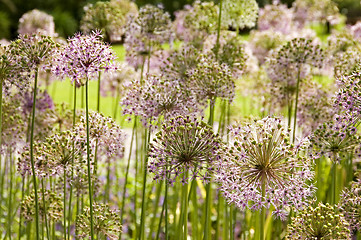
[309, 114, 361, 163]
[121, 74, 203, 127]
[187, 54, 235, 104]
[266, 37, 324, 106]
[18, 9, 56, 37]
[100, 61, 138, 97]
[339, 178, 361, 232]
[297, 81, 335, 136]
[18, 130, 86, 178]
[203, 31, 247, 78]
[221, 0, 258, 30]
[292, 0, 341, 28]
[216, 117, 314, 219]
[12, 34, 57, 73]
[286, 202, 351, 239]
[80, 0, 137, 42]
[350, 21, 361, 43]
[21, 190, 63, 223]
[21, 88, 54, 116]
[258, 3, 294, 34]
[148, 115, 223, 184]
[184, 1, 219, 35]
[335, 72, 361, 119]
[248, 29, 286, 65]
[76, 111, 126, 160]
[76, 203, 122, 240]
[332, 47, 361, 79]
[52, 31, 116, 86]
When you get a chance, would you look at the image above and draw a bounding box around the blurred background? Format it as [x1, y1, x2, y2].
[0, 0, 360, 40]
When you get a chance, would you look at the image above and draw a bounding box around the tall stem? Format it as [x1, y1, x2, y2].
[139, 128, 151, 240]
[259, 184, 265, 240]
[41, 179, 49, 240]
[292, 67, 301, 143]
[30, 68, 40, 240]
[119, 120, 136, 240]
[63, 169, 67, 240]
[215, 0, 223, 60]
[85, 79, 95, 240]
[97, 71, 101, 112]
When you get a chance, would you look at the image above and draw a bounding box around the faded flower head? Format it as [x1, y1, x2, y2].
[148, 116, 222, 184]
[121, 74, 202, 127]
[18, 9, 56, 37]
[203, 31, 247, 77]
[21, 88, 54, 116]
[266, 38, 324, 106]
[248, 29, 286, 65]
[258, 3, 294, 34]
[292, 0, 341, 28]
[309, 115, 361, 163]
[297, 81, 335, 136]
[76, 203, 122, 240]
[216, 117, 314, 219]
[286, 202, 351, 239]
[76, 111, 126, 160]
[52, 31, 116, 86]
[350, 21, 361, 43]
[81, 0, 138, 42]
[21, 190, 63, 223]
[339, 178, 361, 232]
[221, 0, 258, 30]
[18, 130, 86, 178]
[333, 47, 361, 79]
[187, 54, 235, 104]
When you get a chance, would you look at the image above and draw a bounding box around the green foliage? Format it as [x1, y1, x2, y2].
[0, 12, 11, 39]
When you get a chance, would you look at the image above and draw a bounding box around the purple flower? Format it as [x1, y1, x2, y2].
[339, 178, 361, 232]
[258, 3, 294, 34]
[215, 117, 314, 219]
[52, 30, 116, 86]
[148, 116, 222, 184]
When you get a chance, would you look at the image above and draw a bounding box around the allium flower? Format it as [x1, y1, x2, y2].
[21, 190, 63, 222]
[216, 117, 314, 219]
[12, 34, 57, 73]
[350, 21, 361, 43]
[100, 61, 137, 97]
[258, 3, 294, 34]
[75, 111, 126, 160]
[335, 72, 361, 119]
[266, 38, 324, 106]
[309, 115, 361, 163]
[124, 4, 172, 69]
[52, 31, 116, 86]
[292, 0, 341, 28]
[121, 75, 202, 127]
[203, 31, 247, 77]
[333, 48, 361, 79]
[221, 0, 258, 30]
[175, 1, 218, 47]
[339, 179, 361, 232]
[80, 0, 138, 42]
[76, 203, 122, 240]
[286, 202, 351, 239]
[187, 54, 235, 104]
[248, 30, 286, 65]
[18, 9, 56, 37]
[297, 81, 335, 135]
[148, 116, 222, 184]
[18, 130, 86, 178]
[21, 88, 54, 116]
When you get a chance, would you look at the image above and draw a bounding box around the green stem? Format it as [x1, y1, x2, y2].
[139, 128, 151, 240]
[41, 179, 49, 240]
[113, 85, 120, 121]
[30, 68, 40, 240]
[156, 181, 165, 240]
[7, 148, 12, 240]
[67, 84, 77, 240]
[208, 100, 215, 126]
[260, 184, 265, 240]
[191, 179, 199, 240]
[19, 176, 25, 240]
[215, 0, 223, 60]
[85, 79, 95, 240]
[118, 119, 136, 240]
[292, 67, 301, 143]
[331, 157, 336, 205]
[97, 71, 101, 112]
[148, 181, 163, 239]
[204, 182, 212, 240]
[63, 169, 67, 240]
